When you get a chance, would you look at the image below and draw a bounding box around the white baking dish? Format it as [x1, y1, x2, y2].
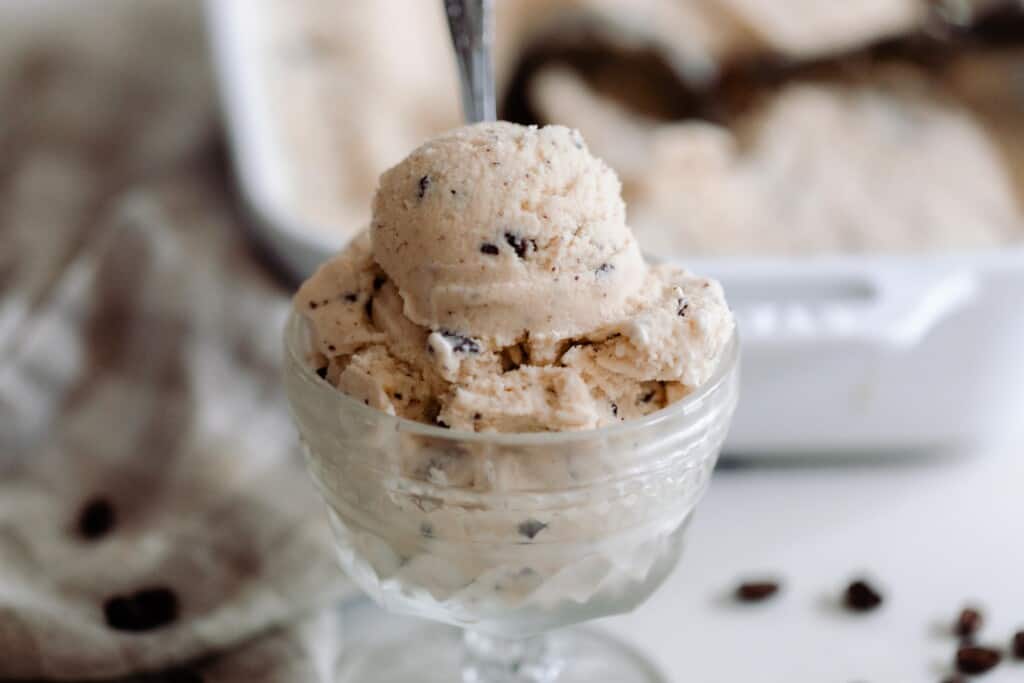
[206, 0, 1024, 455]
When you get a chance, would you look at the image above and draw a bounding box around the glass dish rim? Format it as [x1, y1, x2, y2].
[284, 309, 740, 447]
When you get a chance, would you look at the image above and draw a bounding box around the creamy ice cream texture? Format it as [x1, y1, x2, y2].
[296, 122, 733, 432]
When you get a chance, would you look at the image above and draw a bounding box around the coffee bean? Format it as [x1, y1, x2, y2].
[735, 581, 780, 602]
[955, 646, 1001, 675]
[104, 587, 179, 632]
[844, 580, 883, 612]
[77, 497, 115, 540]
[954, 607, 983, 638]
[1012, 631, 1024, 660]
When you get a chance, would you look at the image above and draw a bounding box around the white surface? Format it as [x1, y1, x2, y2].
[603, 433, 1024, 682]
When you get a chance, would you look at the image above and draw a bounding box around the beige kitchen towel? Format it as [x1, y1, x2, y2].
[0, 162, 350, 681]
[0, 1, 350, 680]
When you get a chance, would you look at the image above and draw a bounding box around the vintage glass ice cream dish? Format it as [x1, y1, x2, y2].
[284, 311, 740, 682]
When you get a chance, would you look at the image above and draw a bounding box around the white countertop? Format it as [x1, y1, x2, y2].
[604, 432, 1024, 682]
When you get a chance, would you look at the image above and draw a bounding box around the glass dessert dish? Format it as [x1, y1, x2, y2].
[284, 311, 740, 682]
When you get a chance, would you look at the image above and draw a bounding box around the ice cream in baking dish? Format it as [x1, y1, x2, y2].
[295, 122, 734, 432]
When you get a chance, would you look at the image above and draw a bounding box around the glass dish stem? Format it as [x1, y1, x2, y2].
[462, 630, 561, 683]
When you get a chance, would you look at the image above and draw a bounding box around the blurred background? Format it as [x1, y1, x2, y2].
[241, 0, 1024, 257]
[1, 1, 1023, 681]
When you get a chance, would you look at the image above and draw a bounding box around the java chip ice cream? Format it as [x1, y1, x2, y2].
[295, 122, 734, 432]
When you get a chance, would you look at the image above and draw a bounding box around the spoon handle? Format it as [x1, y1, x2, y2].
[443, 0, 496, 123]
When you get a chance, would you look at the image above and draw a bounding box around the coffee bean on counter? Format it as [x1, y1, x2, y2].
[1012, 630, 1024, 660]
[954, 607, 983, 638]
[844, 579, 883, 612]
[104, 587, 179, 632]
[77, 497, 116, 540]
[955, 646, 1002, 675]
[735, 580, 781, 602]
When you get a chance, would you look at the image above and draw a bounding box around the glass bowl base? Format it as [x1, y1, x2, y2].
[336, 599, 666, 683]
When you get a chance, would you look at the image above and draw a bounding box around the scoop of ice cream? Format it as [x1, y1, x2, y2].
[297, 122, 733, 432]
[371, 121, 647, 348]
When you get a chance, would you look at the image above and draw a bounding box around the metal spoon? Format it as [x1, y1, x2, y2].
[443, 0, 496, 123]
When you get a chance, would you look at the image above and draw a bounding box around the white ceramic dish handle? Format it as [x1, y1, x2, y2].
[699, 261, 979, 350]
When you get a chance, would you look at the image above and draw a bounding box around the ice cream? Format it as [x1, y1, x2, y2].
[295, 121, 733, 433]
[531, 67, 1024, 257]
[286, 122, 739, 636]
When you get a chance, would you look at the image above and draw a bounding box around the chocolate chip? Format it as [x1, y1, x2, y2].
[343, 292, 358, 302]
[518, 519, 547, 540]
[504, 232, 536, 259]
[373, 275, 386, 291]
[417, 175, 430, 199]
[955, 646, 1001, 675]
[393, 392, 403, 400]
[595, 263, 614, 277]
[441, 330, 480, 354]
[473, 412, 482, 420]
[104, 587, 179, 632]
[420, 522, 434, 538]
[424, 398, 442, 424]
[77, 498, 115, 540]
[315, 367, 328, 380]
[1012, 631, 1024, 659]
[955, 607, 983, 638]
[611, 402, 619, 418]
[677, 299, 689, 317]
[500, 343, 527, 372]
[327, 344, 336, 352]
[735, 581, 781, 602]
[480, 243, 500, 256]
[450, 189, 456, 195]
[308, 301, 318, 310]
[364, 297, 374, 321]
[844, 580, 883, 612]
